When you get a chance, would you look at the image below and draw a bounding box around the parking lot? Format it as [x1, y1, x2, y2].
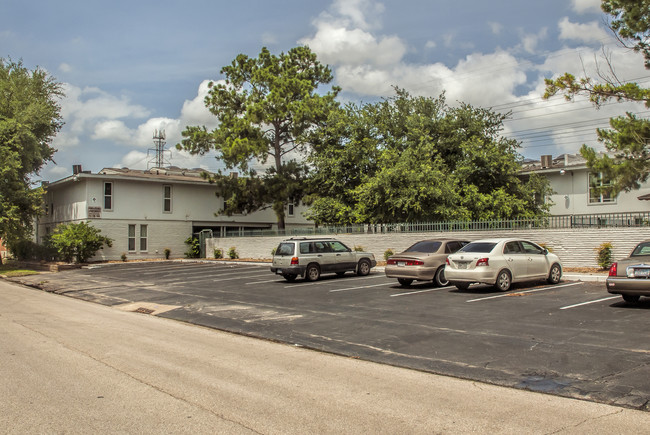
[13, 260, 650, 410]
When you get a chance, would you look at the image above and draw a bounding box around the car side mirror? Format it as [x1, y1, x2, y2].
[543, 249, 548, 255]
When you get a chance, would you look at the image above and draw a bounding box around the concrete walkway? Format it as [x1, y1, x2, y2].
[1, 279, 647, 434]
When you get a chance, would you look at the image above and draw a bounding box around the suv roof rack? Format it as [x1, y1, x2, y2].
[287, 237, 335, 240]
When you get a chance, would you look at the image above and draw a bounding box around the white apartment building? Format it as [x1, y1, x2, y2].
[37, 166, 313, 261]
[520, 153, 650, 217]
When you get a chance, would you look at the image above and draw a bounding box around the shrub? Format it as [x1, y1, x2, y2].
[214, 248, 223, 259]
[271, 247, 277, 256]
[184, 237, 200, 258]
[353, 245, 364, 252]
[49, 222, 113, 263]
[596, 242, 613, 270]
[9, 239, 57, 262]
[384, 249, 394, 261]
[228, 246, 239, 259]
[121, 253, 127, 262]
[164, 248, 171, 259]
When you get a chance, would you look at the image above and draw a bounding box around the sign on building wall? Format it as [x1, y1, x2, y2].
[88, 206, 102, 219]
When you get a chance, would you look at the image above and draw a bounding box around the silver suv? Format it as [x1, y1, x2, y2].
[270, 237, 377, 282]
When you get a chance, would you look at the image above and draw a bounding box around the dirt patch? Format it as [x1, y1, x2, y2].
[564, 267, 608, 274]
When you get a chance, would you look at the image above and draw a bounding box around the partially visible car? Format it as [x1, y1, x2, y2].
[606, 240, 650, 304]
[445, 238, 562, 292]
[385, 239, 469, 286]
[270, 237, 377, 282]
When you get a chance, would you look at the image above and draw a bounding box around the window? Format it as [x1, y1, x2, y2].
[588, 172, 616, 204]
[163, 185, 172, 213]
[288, 202, 295, 217]
[140, 225, 148, 251]
[104, 182, 113, 211]
[128, 225, 136, 251]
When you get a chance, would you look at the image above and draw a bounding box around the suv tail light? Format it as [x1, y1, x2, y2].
[608, 262, 617, 277]
[290, 257, 299, 265]
[476, 258, 489, 267]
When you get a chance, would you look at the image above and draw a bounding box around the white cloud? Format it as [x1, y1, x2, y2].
[558, 17, 609, 44]
[425, 40, 436, 49]
[520, 28, 548, 54]
[571, 0, 601, 14]
[488, 22, 503, 35]
[59, 63, 72, 73]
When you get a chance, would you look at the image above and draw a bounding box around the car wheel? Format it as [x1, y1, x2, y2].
[306, 264, 320, 281]
[357, 259, 371, 276]
[454, 282, 470, 291]
[397, 278, 413, 286]
[495, 270, 512, 292]
[434, 266, 449, 287]
[622, 294, 640, 304]
[283, 274, 297, 282]
[547, 263, 562, 284]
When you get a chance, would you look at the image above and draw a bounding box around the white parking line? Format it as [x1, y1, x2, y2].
[559, 296, 620, 310]
[329, 282, 390, 292]
[246, 279, 285, 285]
[466, 282, 583, 302]
[390, 287, 449, 297]
[285, 275, 386, 289]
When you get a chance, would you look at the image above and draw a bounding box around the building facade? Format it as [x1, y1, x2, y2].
[38, 166, 313, 261]
[520, 153, 650, 217]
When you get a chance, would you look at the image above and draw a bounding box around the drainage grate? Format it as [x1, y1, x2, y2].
[134, 307, 155, 315]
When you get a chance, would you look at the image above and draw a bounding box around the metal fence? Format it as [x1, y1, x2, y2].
[215, 211, 650, 238]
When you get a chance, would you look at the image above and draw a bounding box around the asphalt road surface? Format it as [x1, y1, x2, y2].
[10, 260, 650, 413]
[3, 278, 650, 433]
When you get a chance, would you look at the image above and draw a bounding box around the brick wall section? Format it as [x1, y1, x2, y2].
[206, 227, 650, 268]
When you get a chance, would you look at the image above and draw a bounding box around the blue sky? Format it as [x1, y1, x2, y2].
[3, 0, 648, 181]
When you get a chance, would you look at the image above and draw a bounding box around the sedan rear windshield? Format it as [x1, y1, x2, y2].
[405, 241, 441, 253]
[631, 242, 650, 256]
[275, 243, 295, 256]
[459, 242, 497, 253]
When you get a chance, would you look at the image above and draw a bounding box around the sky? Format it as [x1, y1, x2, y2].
[3, 0, 649, 182]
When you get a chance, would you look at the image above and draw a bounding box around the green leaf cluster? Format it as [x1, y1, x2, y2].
[0, 59, 63, 252]
[178, 46, 340, 230]
[544, 0, 650, 194]
[307, 89, 551, 225]
[49, 222, 113, 263]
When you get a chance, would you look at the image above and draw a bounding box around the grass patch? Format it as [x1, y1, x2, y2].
[0, 264, 40, 277]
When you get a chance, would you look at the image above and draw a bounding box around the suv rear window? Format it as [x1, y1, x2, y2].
[275, 243, 295, 256]
[459, 242, 497, 253]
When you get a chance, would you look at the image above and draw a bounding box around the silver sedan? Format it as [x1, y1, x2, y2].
[445, 238, 563, 292]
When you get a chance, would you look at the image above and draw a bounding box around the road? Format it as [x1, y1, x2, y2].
[11, 261, 650, 410]
[2, 278, 650, 433]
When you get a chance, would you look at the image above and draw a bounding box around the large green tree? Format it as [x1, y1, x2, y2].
[544, 0, 650, 194]
[306, 89, 551, 225]
[0, 59, 63, 262]
[178, 46, 340, 230]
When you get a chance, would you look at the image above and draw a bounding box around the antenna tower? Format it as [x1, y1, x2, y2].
[147, 129, 171, 169]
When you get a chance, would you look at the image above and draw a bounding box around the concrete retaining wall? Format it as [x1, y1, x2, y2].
[206, 227, 650, 268]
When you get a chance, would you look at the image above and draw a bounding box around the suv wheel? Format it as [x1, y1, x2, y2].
[357, 259, 371, 276]
[306, 264, 321, 281]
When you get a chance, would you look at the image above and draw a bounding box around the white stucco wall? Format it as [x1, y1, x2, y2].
[207, 227, 650, 268]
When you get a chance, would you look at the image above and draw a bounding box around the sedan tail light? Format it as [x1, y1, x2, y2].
[291, 257, 299, 265]
[608, 262, 617, 277]
[446, 258, 450, 265]
[476, 258, 489, 267]
[387, 259, 424, 266]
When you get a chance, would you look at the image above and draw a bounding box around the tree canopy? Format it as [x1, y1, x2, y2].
[178, 46, 340, 230]
[544, 0, 650, 194]
[306, 89, 551, 225]
[49, 221, 113, 263]
[0, 59, 63, 258]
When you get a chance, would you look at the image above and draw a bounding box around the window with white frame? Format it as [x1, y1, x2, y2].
[140, 225, 148, 251]
[163, 185, 172, 213]
[288, 202, 295, 217]
[104, 182, 113, 211]
[128, 224, 136, 251]
[588, 172, 616, 204]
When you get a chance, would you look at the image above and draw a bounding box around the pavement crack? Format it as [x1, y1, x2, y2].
[546, 408, 625, 434]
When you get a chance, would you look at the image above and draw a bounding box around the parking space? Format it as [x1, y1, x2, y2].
[12, 261, 650, 411]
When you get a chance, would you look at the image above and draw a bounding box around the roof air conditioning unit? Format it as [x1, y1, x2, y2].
[541, 155, 552, 169]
